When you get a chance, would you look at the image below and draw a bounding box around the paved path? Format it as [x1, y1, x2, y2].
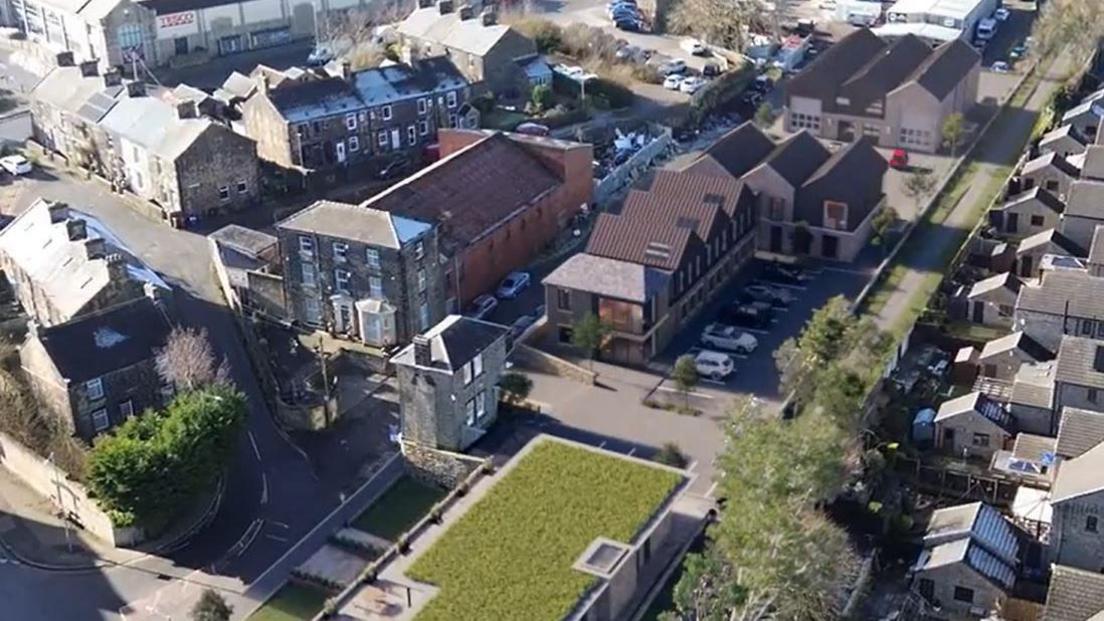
[871, 56, 1074, 331]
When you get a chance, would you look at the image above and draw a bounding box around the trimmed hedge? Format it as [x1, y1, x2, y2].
[407, 441, 682, 621]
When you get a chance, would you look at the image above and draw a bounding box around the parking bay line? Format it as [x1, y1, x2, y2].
[656, 385, 716, 399]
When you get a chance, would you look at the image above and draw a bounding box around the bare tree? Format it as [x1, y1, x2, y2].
[669, 0, 769, 50]
[155, 327, 231, 392]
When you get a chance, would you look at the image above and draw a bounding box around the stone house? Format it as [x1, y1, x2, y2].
[276, 200, 446, 348]
[390, 314, 508, 451]
[1048, 439, 1104, 572]
[1013, 229, 1082, 279]
[241, 57, 470, 183]
[28, 55, 126, 169]
[1059, 99, 1103, 143]
[19, 295, 173, 441]
[8, 0, 157, 71]
[1039, 124, 1089, 160]
[397, 0, 540, 97]
[1058, 180, 1104, 251]
[739, 129, 887, 262]
[989, 187, 1065, 240]
[1041, 564, 1104, 621]
[965, 272, 1021, 328]
[1053, 335, 1104, 419]
[1015, 270, 1104, 351]
[910, 502, 1019, 618]
[544, 169, 757, 366]
[362, 129, 593, 311]
[0, 199, 162, 327]
[784, 29, 980, 153]
[1017, 152, 1078, 202]
[934, 392, 1014, 460]
[1055, 406, 1104, 460]
[97, 89, 260, 226]
[976, 331, 1053, 382]
[207, 224, 282, 315]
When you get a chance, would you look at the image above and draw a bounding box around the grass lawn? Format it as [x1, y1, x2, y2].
[248, 583, 328, 621]
[352, 476, 447, 541]
[407, 440, 683, 621]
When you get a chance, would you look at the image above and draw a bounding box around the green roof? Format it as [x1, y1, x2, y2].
[407, 439, 684, 621]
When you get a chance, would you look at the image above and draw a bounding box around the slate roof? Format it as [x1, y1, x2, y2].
[32, 65, 122, 121]
[360, 133, 559, 250]
[219, 71, 256, 101]
[1011, 433, 1057, 462]
[542, 253, 670, 303]
[995, 186, 1066, 214]
[1052, 438, 1104, 503]
[35, 297, 171, 383]
[586, 211, 694, 271]
[1056, 406, 1104, 459]
[907, 38, 981, 100]
[838, 35, 933, 112]
[1064, 181, 1104, 219]
[979, 331, 1053, 363]
[684, 122, 775, 179]
[915, 501, 1019, 590]
[968, 271, 1021, 299]
[391, 314, 507, 372]
[1010, 361, 1056, 410]
[1055, 335, 1104, 390]
[794, 137, 887, 228]
[1041, 124, 1087, 150]
[1041, 565, 1104, 621]
[786, 28, 888, 108]
[208, 224, 277, 259]
[1062, 98, 1104, 123]
[1021, 151, 1079, 178]
[1016, 270, 1104, 317]
[278, 200, 431, 249]
[760, 131, 832, 188]
[397, 7, 523, 57]
[1017, 228, 1082, 256]
[98, 95, 213, 159]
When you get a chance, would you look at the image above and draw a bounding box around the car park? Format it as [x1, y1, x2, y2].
[1010, 43, 1027, 59]
[761, 263, 809, 286]
[496, 271, 531, 299]
[700, 323, 758, 354]
[680, 76, 707, 94]
[994, 7, 1009, 21]
[660, 59, 687, 75]
[467, 294, 498, 319]
[743, 284, 794, 307]
[663, 74, 685, 90]
[681, 39, 708, 56]
[616, 44, 641, 61]
[717, 302, 772, 329]
[694, 350, 735, 380]
[0, 155, 32, 176]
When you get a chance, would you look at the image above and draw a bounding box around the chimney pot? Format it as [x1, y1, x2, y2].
[102, 68, 122, 88]
[481, 9, 497, 26]
[78, 60, 99, 77]
[413, 335, 432, 366]
[458, 4, 473, 19]
[125, 80, 146, 98]
[437, 0, 453, 14]
[66, 218, 87, 241]
[47, 202, 69, 223]
[175, 100, 198, 119]
[84, 238, 107, 260]
[341, 60, 352, 81]
[55, 51, 75, 67]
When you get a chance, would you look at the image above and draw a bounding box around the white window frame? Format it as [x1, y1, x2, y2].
[407, 125, 417, 146]
[301, 262, 317, 287]
[381, 105, 392, 120]
[299, 235, 314, 255]
[465, 397, 477, 426]
[419, 301, 429, 330]
[415, 241, 425, 260]
[348, 135, 360, 152]
[418, 120, 429, 136]
[119, 400, 134, 418]
[473, 352, 483, 378]
[417, 98, 428, 115]
[91, 408, 110, 432]
[462, 361, 473, 385]
[334, 268, 351, 293]
[447, 91, 458, 108]
[475, 390, 486, 419]
[366, 248, 381, 269]
[345, 113, 357, 131]
[332, 241, 348, 262]
[377, 131, 388, 147]
[217, 185, 230, 201]
[86, 378, 105, 400]
[417, 268, 427, 292]
[368, 275, 383, 299]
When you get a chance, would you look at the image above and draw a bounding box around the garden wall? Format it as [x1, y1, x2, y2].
[0, 431, 143, 547]
[400, 441, 484, 490]
[593, 125, 673, 204]
[510, 343, 596, 385]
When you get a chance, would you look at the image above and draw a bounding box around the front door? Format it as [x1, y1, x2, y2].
[390, 128, 401, 150]
[1020, 255, 1033, 278]
[769, 226, 783, 253]
[1006, 212, 1019, 234]
[174, 37, 189, 55]
[335, 140, 346, 164]
[972, 301, 985, 324]
[942, 427, 955, 449]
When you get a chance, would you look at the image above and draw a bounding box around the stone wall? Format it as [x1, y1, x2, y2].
[510, 343, 596, 385]
[0, 431, 143, 546]
[400, 441, 484, 490]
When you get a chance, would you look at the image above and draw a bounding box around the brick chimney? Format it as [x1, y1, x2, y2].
[481, 8, 497, 26]
[175, 100, 198, 119]
[102, 68, 122, 88]
[66, 218, 87, 241]
[47, 201, 69, 223]
[105, 253, 127, 283]
[125, 80, 146, 98]
[78, 60, 99, 77]
[458, 4, 473, 19]
[417, 0, 432, 7]
[437, 0, 453, 14]
[55, 51, 75, 67]
[413, 335, 432, 366]
[84, 238, 107, 260]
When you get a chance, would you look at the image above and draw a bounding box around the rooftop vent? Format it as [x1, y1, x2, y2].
[574, 538, 631, 578]
[644, 241, 671, 261]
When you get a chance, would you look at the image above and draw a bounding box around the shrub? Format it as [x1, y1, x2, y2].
[513, 18, 563, 53]
[588, 78, 634, 109]
[631, 63, 663, 85]
[654, 442, 689, 468]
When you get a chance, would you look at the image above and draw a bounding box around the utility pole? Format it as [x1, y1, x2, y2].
[316, 335, 332, 427]
[48, 452, 73, 553]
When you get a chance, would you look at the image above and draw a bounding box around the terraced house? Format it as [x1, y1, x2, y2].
[243, 57, 469, 184]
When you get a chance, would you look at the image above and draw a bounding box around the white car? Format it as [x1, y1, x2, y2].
[663, 74, 685, 90]
[467, 294, 498, 320]
[700, 323, 758, 354]
[679, 76, 707, 94]
[681, 39, 708, 56]
[694, 350, 734, 381]
[994, 7, 1009, 21]
[661, 59, 687, 75]
[496, 271, 531, 299]
[0, 155, 31, 176]
[991, 61, 1010, 73]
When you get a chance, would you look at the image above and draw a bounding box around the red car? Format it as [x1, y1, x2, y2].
[889, 148, 909, 170]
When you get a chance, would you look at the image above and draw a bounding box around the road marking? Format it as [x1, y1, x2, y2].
[265, 534, 289, 543]
[819, 266, 870, 276]
[270, 521, 289, 529]
[248, 431, 262, 462]
[705, 481, 719, 498]
[699, 378, 728, 387]
[261, 473, 269, 506]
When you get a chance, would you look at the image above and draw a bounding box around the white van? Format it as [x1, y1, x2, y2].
[975, 18, 997, 42]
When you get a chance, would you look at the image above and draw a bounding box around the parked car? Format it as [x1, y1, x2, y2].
[994, 7, 1010, 21]
[717, 303, 772, 329]
[680, 76, 707, 94]
[700, 323, 758, 354]
[743, 284, 795, 306]
[1010, 43, 1028, 59]
[0, 155, 32, 176]
[681, 39, 708, 56]
[751, 75, 773, 93]
[616, 44, 641, 61]
[614, 18, 641, 31]
[467, 294, 498, 319]
[663, 74, 685, 90]
[509, 314, 537, 341]
[610, 6, 640, 21]
[694, 350, 735, 380]
[496, 271, 531, 299]
[306, 46, 334, 67]
[991, 61, 1010, 73]
[703, 62, 721, 77]
[761, 263, 809, 286]
[660, 59, 687, 75]
[889, 148, 909, 170]
[516, 122, 551, 137]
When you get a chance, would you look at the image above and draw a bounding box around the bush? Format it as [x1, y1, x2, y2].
[631, 64, 663, 85]
[528, 84, 554, 114]
[654, 442, 689, 468]
[513, 18, 563, 54]
[588, 79, 634, 109]
[560, 23, 619, 62]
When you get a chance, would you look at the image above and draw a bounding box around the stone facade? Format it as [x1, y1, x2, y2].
[1050, 488, 1104, 572]
[400, 441, 484, 489]
[912, 561, 1007, 617]
[168, 120, 260, 220]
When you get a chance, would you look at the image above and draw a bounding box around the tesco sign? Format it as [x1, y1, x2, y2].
[157, 11, 198, 38]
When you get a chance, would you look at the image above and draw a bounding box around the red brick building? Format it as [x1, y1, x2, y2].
[362, 129, 592, 311]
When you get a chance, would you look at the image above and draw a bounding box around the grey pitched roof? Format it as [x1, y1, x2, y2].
[1016, 270, 1104, 317]
[277, 200, 432, 248]
[542, 253, 669, 304]
[98, 95, 212, 159]
[398, 7, 523, 57]
[979, 331, 1053, 363]
[1055, 335, 1104, 390]
[219, 71, 257, 101]
[1012, 433, 1056, 461]
[35, 297, 171, 383]
[915, 501, 1018, 590]
[1065, 181, 1104, 219]
[968, 271, 1021, 299]
[934, 391, 1013, 431]
[794, 137, 887, 228]
[391, 314, 507, 372]
[208, 224, 276, 259]
[1052, 438, 1104, 503]
[785, 28, 888, 105]
[1021, 152, 1079, 178]
[1041, 564, 1104, 621]
[839, 34, 933, 111]
[907, 38, 981, 100]
[686, 122, 775, 179]
[1041, 124, 1087, 149]
[996, 186, 1066, 214]
[1010, 361, 1056, 410]
[32, 65, 122, 120]
[1062, 98, 1104, 122]
[1018, 228, 1083, 256]
[761, 130, 832, 188]
[1056, 406, 1104, 459]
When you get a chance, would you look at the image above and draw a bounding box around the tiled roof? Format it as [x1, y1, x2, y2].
[838, 35, 933, 111]
[1011, 433, 1057, 461]
[1052, 439, 1104, 503]
[1021, 152, 1079, 178]
[968, 271, 1021, 299]
[1064, 180, 1104, 219]
[1010, 361, 1056, 410]
[1055, 335, 1104, 390]
[934, 391, 1013, 431]
[1042, 124, 1087, 149]
[586, 211, 694, 271]
[795, 137, 887, 228]
[1017, 228, 1082, 256]
[391, 315, 507, 372]
[786, 28, 888, 107]
[979, 331, 1053, 363]
[360, 133, 560, 249]
[542, 253, 670, 303]
[648, 169, 751, 220]
[1016, 270, 1104, 317]
[760, 131, 832, 188]
[398, 7, 524, 57]
[277, 200, 432, 248]
[688, 122, 777, 179]
[1056, 406, 1104, 459]
[1041, 565, 1104, 621]
[907, 38, 981, 100]
[995, 186, 1066, 214]
[208, 224, 277, 259]
[98, 95, 213, 159]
